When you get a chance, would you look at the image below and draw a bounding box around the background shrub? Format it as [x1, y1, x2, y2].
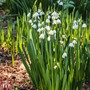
[1, 0, 89, 18]
[74, 0, 90, 19]
[5, 0, 35, 15]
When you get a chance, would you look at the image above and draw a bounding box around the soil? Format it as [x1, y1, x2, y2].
[0, 48, 34, 90]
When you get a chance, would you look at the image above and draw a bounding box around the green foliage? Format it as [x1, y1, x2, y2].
[5, 0, 74, 15]
[5, 0, 35, 15]
[74, 0, 90, 18]
[3, 0, 90, 18]
[0, 1, 90, 89]
[85, 20, 90, 83]
[17, 6, 90, 89]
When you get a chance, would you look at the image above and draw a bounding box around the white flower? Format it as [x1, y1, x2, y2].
[49, 30, 56, 35]
[27, 13, 31, 17]
[54, 65, 57, 69]
[78, 19, 81, 22]
[57, 0, 61, 4]
[46, 19, 50, 23]
[33, 12, 39, 18]
[38, 16, 40, 19]
[52, 15, 59, 20]
[69, 43, 74, 47]
[53, 20, 57, 24]
[32, 24, 37, 29]
[38, 9, 44, 16]
[57, 0, 63, 6]
[72, 24, 78, 29]
[41, 27, 45, 31]
[59, 2, 63, 5]
[42, 22, 44, 25]
[38, 23, 42, 27]
[53, 30, 56, 34]
[53, 48, 55, 52]
[54, 58, 56, 62]
[52, 11, 58, 16]
[48, 15, 51, 19]
[37, 28, 42, 32]
[60, 40, 64, 44]
[72, 40, 77, 45]
[62, 35, 66, 39]
[52, 16, 56, 20]
[57, 19, 61, 24]
[62, 52, 67, 58]
[45, 26, 50, 31]
[47, 36, 51, 41]
[37, 27, 45, 32]
[40, 11, 44, 16]
[38, 9, 41, 13]
[82, 23, 87, 28]
[53, 19, 61, 24]
[39, 33, 45, 39]
[29, 20, 32, 24]
[52, 11, 59, 20]
[49, 30, 54, 35]
[34, 19, 37, 22]
[73, 20, 77, 24]
[31, 23, 33, 26]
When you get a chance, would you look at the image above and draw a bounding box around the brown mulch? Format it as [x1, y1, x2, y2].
[0, 48, 34, 90]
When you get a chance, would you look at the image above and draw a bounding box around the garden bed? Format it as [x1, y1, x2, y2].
[0, 48, 34, 90]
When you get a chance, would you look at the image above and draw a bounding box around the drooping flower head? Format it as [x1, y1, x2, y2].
[62, 52, 67, 58]
[82, 23, 87, 28]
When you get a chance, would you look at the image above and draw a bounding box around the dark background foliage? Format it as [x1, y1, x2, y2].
[1, 0, 90, 18]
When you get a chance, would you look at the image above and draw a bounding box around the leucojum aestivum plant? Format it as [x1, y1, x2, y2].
[18, 4, 90, 90]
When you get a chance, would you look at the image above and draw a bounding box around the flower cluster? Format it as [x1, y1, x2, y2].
[72, 19, 87, 29]
[27, 9, 44, 29]
[51, 11, 61, 25]
[27, 10, 62, 40]
[72, 20, 78, 29]
[38, 11, 61, 40]
[69, 40, 77, 47]
[33, 9, 44, 18]
[27, 10, 87, 43]
[62, 40, 77, 59]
